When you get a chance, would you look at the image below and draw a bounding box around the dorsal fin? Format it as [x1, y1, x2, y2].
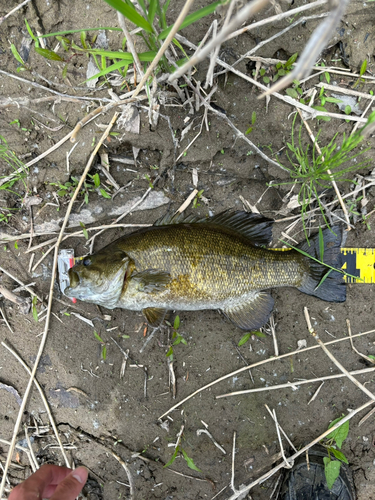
[154, 210, 273, 247]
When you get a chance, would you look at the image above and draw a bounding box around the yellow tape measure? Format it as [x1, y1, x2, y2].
[341, 248, 375, 284]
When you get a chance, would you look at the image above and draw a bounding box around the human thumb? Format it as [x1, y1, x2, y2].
[50, 466, 88, 500]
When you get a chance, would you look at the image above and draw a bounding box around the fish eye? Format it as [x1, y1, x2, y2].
[83, 258, 91, 267]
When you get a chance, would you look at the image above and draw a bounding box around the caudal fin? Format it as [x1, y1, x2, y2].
[297, 227, 346, 302]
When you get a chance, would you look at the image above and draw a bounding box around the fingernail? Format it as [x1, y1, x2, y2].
[72, 466, 88, 484]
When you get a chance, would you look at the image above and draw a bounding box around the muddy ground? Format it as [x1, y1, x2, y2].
[1, 0, 375, 498]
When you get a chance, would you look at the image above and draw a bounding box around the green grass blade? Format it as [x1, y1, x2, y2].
[83, 59, 128, 82]
[148, 0, 157, 24]
[10, 44, 25, 66]
[35, 47, 65, 61]
[103, 0, 153, 33]
[37, 27, 122, 38]
[76, 48, 156, 62]
[318, 226, 324, 261]
[24, 19, 37, 41]
[158, 1, 222, 40]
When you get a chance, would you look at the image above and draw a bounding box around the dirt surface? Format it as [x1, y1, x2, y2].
[1, 0, 375, 499]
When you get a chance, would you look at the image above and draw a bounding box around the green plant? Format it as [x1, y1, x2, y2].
[0, 135, 29, 223]
[238, 331, 266, 346]
[166, 315, 187, 361]
[93, 330, 107, 360]
[21, 0, 223, 84]
[192, 189, 204, 208]
[273, 112, 374, 234]
[245, 111, 257, 134]
[311, 86, 343, 121]
[320, 415, 349, 490]
[353, 59, 368, 89]
[164, 444, 201, 472]
[50, 172, 110, 204]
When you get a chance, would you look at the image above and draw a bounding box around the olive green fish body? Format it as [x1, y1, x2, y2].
[65, 211, 346, 330]
[113, 224, 308, 310]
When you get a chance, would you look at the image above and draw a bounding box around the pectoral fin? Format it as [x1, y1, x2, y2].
[221, 292, 274, 330]
[131, 269, 171, 293]
[143, 307, 168, 327]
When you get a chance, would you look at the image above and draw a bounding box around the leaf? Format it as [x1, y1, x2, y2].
[327, 417, 349, 449]
[181, 448, 202, 472]
[93, 173, 101, 188]
[166, 346, 173, 357]
[174, 315, 180, 330]
[148, 0, 157, 24]
[360, 59, 367, 77]
[32, 303, 38, 322]
[253, 331, 266, 338]
[344, 105, 352, 115]
[325, 97, 343, 104]
[94, 330, 104, 343]
[330, 447, 349, 464]
[245, 127, 253, 135]
[10, 44, 25, 66]
[164, 447, 179, 468]
[100, 188, 111, 199]
[325, 72, 330, 84]
[24, 19, 37, 41]
[323, 457, 341, 490]
[79, 221, 89, 239]
[238, 333, 251, 346]
[368, 355, 375, 360]
[84, 59, 131, 83]
[102, 345, 107, 360]
[286, 52, 298, 67]
[158, 1, 222, 40]
[263, 76, 270, 84]
[318, 226, 324, 261]
[251, 111, 256, 125]
[103, 0, 153, 33]
[285, 88, 299, 99]
[34, 47, 65, 61]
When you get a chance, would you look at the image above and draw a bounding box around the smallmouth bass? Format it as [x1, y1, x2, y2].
[65, 211, 346, 329]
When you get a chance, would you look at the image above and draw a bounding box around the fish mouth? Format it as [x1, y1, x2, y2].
[67, 269, 80, 289]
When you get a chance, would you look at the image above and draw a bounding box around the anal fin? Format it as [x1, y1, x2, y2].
[221, 292, 274, 330]
[143, 307, 168, 327]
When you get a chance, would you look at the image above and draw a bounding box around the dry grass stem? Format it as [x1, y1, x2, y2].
[216, 367, 375, 398]
[0, 114, 119, 497]
[308, 381, 324, 405]
[170, 0, 270, 82]
[196, 429, 226, 455]
[0, 285, 30, 314]
[117, 13, 144, 79]
[346, 319, 375, 365]
[272, 408, 293, 468]
[0, 266, 41, 301]
[265, 405, 297, 453]
[0, 0, 32, 24]
[261, 0, 350, 97]
[296, 108, 351, 229]
[2, 342, 71, 468]
[0, 307, 13, 333]
[159, 328, 375, 419]
[228, 0, 328, 40]
[24, 426, 38, 472]
[175, 34, 368, 125]
[269, 314, 278, 356]
[230, 431, 238, 495]
[168, 357, 177, 399]
[316, 82, 375, 101]
[358, 406, 375, 427]
[304, 308, 375, 403]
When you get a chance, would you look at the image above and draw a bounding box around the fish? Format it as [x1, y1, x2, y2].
[64, 211, 346, 330]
